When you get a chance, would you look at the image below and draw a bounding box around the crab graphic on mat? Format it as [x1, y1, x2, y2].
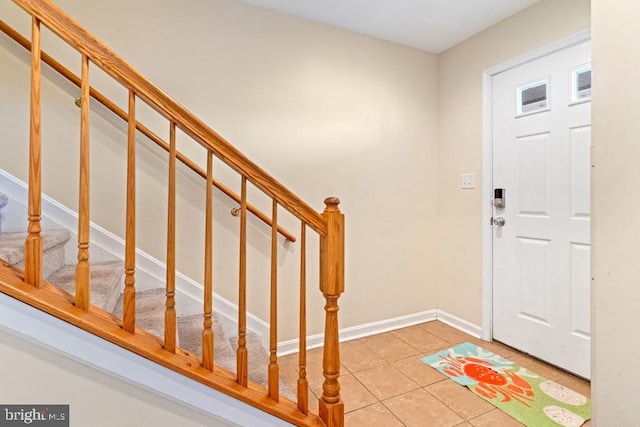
[440, 354, 535, 407]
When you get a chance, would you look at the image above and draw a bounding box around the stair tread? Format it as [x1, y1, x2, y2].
[113, 288, 166, 337]
[113, 288, 165, 316]
[177, 313, 236, 371]
[48, 260, 123, 311]
[0, 229, 71, 264]
[229, 331, 296, 400]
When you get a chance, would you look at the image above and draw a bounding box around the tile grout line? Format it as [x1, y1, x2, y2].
[377, 395, 409, 427]
[422, 381, 495, 423]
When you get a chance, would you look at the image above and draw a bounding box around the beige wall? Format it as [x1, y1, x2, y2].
[592, 0, 640, 423]
[0, 329, 232, 426]
[0, 0, 439, 339]
[436, 0, 591, 325]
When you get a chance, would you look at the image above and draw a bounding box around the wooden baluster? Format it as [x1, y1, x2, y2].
[75, 54, 91, 311]
[268, 199, 279, 401]
[123, 89, 136, 332]
[237, 176, 248, 386]
[297, 222, 309, 414]
[202, 150, 214, 370]
[24, 17, 42, 288]
[318, 197, 345, 427]
[164, 122, 177, 352]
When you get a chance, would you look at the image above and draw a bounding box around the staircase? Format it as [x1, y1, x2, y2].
[0, 0, 345, 425]
[0, 219, 295, 400]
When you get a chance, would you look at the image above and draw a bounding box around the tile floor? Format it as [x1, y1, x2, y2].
[280, 321, 591, 426]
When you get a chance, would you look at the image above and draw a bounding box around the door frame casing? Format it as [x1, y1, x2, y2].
[481, 29, 592, 341]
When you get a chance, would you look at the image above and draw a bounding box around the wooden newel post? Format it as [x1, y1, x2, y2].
[319, 197, 345, 427]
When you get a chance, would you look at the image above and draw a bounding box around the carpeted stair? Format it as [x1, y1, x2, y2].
[0, 229, 70, 279]
[0, 210, 294, 399]
[49, 260, 123, 313]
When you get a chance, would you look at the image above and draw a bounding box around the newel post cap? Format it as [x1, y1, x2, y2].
[323, 197, 341, 213]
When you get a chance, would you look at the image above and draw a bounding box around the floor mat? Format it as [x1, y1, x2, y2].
[421, 342, 591, 427]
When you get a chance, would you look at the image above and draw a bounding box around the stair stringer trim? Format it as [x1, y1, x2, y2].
[0, 292, 289, 427]
[0, 168, 270, 348]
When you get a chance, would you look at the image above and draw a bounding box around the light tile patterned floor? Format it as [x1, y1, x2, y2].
[280, 321, 591, 426]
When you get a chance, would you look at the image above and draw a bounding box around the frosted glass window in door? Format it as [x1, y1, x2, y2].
[572, 65, 592, 102]
[517, 79, 549, 115]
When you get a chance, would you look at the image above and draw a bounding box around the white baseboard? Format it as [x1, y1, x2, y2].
[278, 309, 483, 356]
[278, 309, 438, 356]
[0, 168, 269, 345]
[436, 310, 483, 339]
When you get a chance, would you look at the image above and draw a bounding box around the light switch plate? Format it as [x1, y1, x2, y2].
[461, 173, 475, 189]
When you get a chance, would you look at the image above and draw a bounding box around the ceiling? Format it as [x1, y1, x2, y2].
[240, 0, 540, 53]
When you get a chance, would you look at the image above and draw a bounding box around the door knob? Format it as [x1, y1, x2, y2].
[492, 217, 506, 227]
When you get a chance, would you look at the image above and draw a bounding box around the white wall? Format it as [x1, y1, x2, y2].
[436, 0, 591, 325]
[0, 0, 439, 340]
[591, 0, 640, 423]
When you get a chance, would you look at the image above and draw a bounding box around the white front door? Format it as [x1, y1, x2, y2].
[492, 41, 591, 378]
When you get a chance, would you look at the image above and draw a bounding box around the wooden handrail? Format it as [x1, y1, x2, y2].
[10, 0, 327, 236]
[0, 19, 297, 243]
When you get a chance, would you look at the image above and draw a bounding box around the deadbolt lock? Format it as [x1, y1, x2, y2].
[493, 188, 506, 209]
